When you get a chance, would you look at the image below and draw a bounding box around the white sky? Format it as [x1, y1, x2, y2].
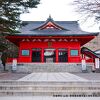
[20, 0, 100, 32]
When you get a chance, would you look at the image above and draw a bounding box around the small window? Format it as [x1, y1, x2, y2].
[22, 50, 29, 56]
[70, 50, 78, 56]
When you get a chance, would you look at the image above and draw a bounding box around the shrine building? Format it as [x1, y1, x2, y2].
[7, 16, 99, 64]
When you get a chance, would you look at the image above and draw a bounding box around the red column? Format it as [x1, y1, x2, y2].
[67, 48, 70, 62]
[30, 48, 32, 62]
[41, 48, 44, 63]
[56, 49, 58, 63]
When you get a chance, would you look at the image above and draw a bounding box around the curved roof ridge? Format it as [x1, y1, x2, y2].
[33, 16, 69, 31]
[81, 47, 100, 58]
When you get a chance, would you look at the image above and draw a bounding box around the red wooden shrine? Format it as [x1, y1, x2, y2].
[6, 16, 99, 63]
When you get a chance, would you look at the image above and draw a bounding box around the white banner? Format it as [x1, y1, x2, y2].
[12, 59, 17, 71]
[82, 59, 86, 71]
[95, 58, 100, 69]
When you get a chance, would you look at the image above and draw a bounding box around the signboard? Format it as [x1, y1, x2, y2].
[95, 58, 100, 69]
[12, 59, 17, 71]
[82, 59, 86, 71]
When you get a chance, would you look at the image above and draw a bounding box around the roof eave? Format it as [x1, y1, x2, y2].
[12, 32, 99, 36]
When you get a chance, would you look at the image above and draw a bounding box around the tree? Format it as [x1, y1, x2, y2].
[0, 0, 40, 71]
[0, 0, 40, 35]
[1, 51, 7, 71]
[73, 0, 100, 23]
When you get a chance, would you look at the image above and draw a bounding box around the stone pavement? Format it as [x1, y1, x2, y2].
[0, 72, 28, 80]
[73, 73, 100, 81]
[0, 72, 100, 81]
[0, 72, 100, 99]
[18, 72, 88, 82]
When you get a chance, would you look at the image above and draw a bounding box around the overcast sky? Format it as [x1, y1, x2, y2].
[20, 0, 99, 32]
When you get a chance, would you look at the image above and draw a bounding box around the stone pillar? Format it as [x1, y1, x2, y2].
[95, 58, 100, 73]
[91, 57, 95, 72]
[41, 49, 44, 63]
[56, 49, 58, 63]
[81, 59, 87, 72]
[81, 54, 87, 72]
[12, 58, 17, 72]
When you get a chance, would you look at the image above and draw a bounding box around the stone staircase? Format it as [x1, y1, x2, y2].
[6, 63, 94, 73]
[0, 81, 100, 97]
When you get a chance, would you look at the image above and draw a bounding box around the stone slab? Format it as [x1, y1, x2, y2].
[18, 72, 88, 82]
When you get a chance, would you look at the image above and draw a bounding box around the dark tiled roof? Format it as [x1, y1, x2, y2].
[95, 49, 100, 57]
[16, 17, 99, 36]
[81, 47, 100, 58]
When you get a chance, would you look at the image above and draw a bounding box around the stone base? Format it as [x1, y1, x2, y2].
[6, 63, 94, 73]
[95, 69, 100, 73]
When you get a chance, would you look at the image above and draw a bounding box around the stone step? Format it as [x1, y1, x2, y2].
[6, 63, 93, 73]
[0, 81, 100, 86]
[0, 91, 100, 97]
[0, 81, 100, 96]
[0, 88, 100, 92]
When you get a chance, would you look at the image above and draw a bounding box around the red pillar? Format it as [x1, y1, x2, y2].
[30, 48, 32, 62]
[82, 54, 85, 59]
[56, 49, 58, 63]
[67, 48, 70, 62]
[41, 48, 44, 63]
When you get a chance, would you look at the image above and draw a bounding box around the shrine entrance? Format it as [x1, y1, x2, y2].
[44, 49, 56, 63]
[32, 48, 68, 63]
[58, 48, 68, 62]
[32, 48, 41, 62]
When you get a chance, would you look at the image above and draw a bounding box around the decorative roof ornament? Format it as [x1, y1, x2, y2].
[49, 14, 52, 19]
[47, 14, 53, 21]
[33, 15, 69, 31]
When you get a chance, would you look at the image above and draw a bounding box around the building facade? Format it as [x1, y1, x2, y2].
[7, 16, 99, 63]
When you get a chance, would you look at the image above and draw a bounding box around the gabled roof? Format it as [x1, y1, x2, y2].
[33, 15, 69, 31]
[81, 47, 100, 58]
[16, 16, 99, 36]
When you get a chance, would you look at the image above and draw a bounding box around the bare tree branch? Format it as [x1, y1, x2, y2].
[73, 0, 100, 23]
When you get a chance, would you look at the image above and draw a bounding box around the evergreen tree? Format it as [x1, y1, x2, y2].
[0, 0, 40, 70]
[0, 0, 40, 35]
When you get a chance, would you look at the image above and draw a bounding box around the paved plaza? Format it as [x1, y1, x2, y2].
[18, 72, 88, 82]
[0, 72, 100, 99]
[73, 73, 100, 81]
[0, 72, 28, 80]
[0, 72, 100, 81]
